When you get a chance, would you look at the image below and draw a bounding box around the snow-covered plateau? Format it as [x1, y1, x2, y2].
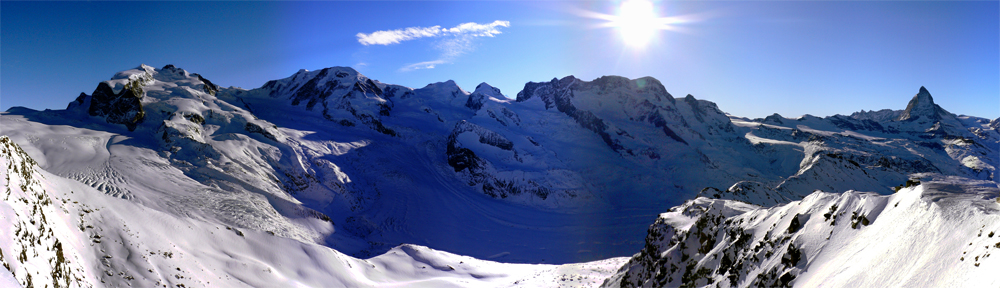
[2, 64, 997, 287]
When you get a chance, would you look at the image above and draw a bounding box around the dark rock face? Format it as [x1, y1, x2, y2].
[481, 178, 550, 199]
[195, 74, 219, 96]
[67, 93, 88, 109]
[446, 141, 480, 173]
[465, 92, 487, 110]
[452, 121, 514, 151]
[647, 110, 689, 145]
[88, 80, 146, 131]
[445, 121, 550, 199]
[466, 83, 501, 111]
[446, 121, 501, 173]
[291, 68, 335, 110]
[244, 122, 277, 141]
[183, 112, 205, 125]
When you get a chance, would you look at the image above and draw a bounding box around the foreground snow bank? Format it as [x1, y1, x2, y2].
[1, 136, 626, 287]
[605, 174, 1000, 287]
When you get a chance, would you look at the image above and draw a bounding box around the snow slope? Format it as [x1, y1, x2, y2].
[604, 174, 1000, 287]
[1, 135, 628, 287]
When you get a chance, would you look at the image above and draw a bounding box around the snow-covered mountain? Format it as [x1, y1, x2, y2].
[604, 174, 1000, 287]
[2, 64, 997, 287]
[0, 135, 628, 287]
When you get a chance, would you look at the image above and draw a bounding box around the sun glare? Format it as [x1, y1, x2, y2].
[576, 0, 693, 49]
[615, 0, 658, 48]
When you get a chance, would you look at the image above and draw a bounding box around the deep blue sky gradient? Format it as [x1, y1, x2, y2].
[2, 1, 997, 119]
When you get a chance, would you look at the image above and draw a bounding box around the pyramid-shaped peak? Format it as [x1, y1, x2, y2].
[897, 86, 949, 121]
[914, 86, 933, 103]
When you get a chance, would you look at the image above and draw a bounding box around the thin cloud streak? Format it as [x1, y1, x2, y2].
[357, 26, 441, 46]
[400, 59, 448, 72]
[358, 20, 510, 46]
[356, 20, 511, 72]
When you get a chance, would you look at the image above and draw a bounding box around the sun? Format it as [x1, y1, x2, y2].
[614, 0, 658, 47]
[576, 0, 688, 49]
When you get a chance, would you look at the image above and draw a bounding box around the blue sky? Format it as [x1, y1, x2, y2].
[2, 1, 997, 119]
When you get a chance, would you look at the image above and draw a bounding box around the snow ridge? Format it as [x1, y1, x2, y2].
[604, 174, 1000, 287]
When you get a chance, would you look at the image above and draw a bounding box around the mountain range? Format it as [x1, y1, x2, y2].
[2, 64, 997, 287]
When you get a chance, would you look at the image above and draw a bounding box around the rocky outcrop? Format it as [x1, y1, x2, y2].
[244, 122, 278, 141]
[466, 83, 502, 111]
[607, 175, 1000, 287]
[445, 121, 550, 199]
[605, 193, 858, 288]
[195, 74, 219, 96]
[87, 79, 147, 131]
[1, 136, 92, 288]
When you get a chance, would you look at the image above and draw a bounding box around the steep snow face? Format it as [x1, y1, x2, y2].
[1, 136, 629, 288]
[604, 174, 1000, 288]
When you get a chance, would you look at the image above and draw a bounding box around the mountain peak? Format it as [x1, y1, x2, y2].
[473, 82, 502, 98]
[419, 80, 465, 94]
[897, 86, 949, 121]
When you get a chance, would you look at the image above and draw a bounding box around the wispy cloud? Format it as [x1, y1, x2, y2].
[400, 60, 448, 72]
[357, 20, 510, 71]
[357, 26, 442, 46]
[357, 20, 510, 46]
